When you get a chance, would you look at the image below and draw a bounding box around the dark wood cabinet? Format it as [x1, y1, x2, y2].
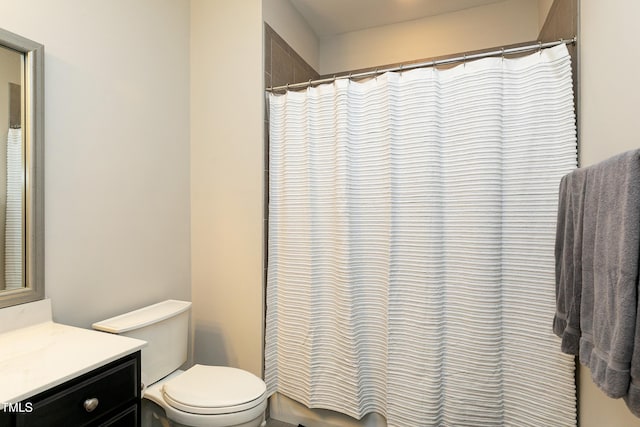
[1, 351, 140, 427]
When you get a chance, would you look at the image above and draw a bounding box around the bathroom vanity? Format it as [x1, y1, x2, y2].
[0, 300, 146, 426]
[6, 352, 140, 427]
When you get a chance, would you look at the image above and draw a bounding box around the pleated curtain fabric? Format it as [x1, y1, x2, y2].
[266, 44, 577, 426]
[5, 128, 23, 290]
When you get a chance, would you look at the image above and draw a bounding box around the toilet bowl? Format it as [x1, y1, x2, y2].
[144, 367, 267, 427]
[93, 300, 267, 427]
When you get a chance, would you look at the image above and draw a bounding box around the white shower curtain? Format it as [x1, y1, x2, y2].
[266, 44, 577, 426]
[5, 127, 23, 290]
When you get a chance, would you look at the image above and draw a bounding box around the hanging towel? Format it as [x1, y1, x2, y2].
[553, 168, 587, 355]
[626, 285, 640, 416]
[578, 149, 640, 402]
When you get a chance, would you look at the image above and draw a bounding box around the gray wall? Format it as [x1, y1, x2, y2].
[0, 0, 192, 327]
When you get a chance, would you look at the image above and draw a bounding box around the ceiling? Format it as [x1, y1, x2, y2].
[288, 0, 506, 37]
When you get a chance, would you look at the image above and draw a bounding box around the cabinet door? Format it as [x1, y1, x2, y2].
[98, 404, 138, 427]
[15, 353, 140, 427]
[0, 409, 10, 427]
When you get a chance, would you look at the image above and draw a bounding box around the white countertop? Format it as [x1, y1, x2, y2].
[0, 300, 146, 403]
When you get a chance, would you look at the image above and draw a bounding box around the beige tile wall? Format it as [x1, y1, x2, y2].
[265, 24, 319, 89]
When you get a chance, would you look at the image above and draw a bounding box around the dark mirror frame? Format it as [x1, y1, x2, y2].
[0, 28, 44, 309]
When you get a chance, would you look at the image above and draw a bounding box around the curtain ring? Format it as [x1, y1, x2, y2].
[538, 41, 543, 55]
[501, 48, 505, 61]
[332, 75, 336, 83]
[463, 54, 466, 68]
[399, 64, 403, 76]
[375, 68, 379, 80]
[286, 83, 289, 91]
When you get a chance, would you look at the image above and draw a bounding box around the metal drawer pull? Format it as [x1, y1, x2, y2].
[83, 397, 99, 412]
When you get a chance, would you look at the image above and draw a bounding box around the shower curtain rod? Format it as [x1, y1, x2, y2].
[266, 37, 577, 93]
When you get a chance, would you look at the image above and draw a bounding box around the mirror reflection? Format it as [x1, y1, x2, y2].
[0, 27, 44, 309]
[0, 44, 23, 292]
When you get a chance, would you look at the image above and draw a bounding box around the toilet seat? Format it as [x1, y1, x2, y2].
[162, 365, 267, 415]
[145, 368, 268, 427]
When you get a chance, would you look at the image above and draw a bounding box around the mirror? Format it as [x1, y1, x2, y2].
[0, 28, 44, 309]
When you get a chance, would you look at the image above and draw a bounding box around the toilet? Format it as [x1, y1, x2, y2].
[92, 300, 267, 427]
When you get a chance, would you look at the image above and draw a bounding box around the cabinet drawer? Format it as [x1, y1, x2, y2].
[16, 355, 139, 427]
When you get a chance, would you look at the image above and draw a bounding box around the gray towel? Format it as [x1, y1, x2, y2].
[578, 150, 640, 406]
[554, 168, 588, 355]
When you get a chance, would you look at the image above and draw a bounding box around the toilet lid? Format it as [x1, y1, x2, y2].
[162, 365, 267, 415]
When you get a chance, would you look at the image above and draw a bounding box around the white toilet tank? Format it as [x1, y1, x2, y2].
[92, 300, 192, 388]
